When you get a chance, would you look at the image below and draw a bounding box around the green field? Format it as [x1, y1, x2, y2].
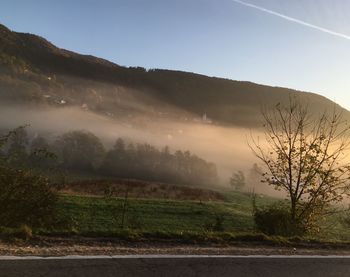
[54, 192, 258, 235]
[42, 191, 350, 243]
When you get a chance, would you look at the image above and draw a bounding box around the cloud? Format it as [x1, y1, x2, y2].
[231, 0, 350, 41]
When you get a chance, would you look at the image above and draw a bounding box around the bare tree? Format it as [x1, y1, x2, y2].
[249, 97, 350, 230]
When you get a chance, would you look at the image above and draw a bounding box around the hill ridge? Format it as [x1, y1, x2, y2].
[0, 23, 347, 127]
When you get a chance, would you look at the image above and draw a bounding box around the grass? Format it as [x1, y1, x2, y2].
[41, 190, 289, 239]
[52, 192, 258, 235]
[315, 209, 350, 241]
[9, 189, 349, 244]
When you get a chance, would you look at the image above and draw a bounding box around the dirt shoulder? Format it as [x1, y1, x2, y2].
[2, 237, 350, 256]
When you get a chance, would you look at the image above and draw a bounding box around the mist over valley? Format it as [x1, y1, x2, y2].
[0, 22, 347, 196]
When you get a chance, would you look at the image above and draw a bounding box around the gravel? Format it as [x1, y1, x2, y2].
[1, 237, 350, 256]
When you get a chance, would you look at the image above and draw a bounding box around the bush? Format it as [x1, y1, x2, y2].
[0, 166, 57, 228]
[253, 203, 306, 236]
[0, 128, 58, 229]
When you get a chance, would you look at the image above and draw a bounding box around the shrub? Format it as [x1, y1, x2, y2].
[0, 128, 57, 229]
[253, 203, 306, 236]
[0, 166, 57, 228]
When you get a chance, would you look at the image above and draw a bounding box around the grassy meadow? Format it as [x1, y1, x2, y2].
[15, 189, 337, 243]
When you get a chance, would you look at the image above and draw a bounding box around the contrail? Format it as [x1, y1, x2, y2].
[231, 0, 350, 40]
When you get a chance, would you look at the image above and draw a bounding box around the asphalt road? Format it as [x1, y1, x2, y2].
[0, 255, 349, 277]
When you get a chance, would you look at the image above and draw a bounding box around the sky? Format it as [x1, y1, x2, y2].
[1, 0, 350, 109]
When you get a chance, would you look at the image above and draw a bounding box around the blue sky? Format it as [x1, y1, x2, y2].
[1, 0, 350, 109]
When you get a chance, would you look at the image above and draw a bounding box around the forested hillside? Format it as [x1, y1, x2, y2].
[0, 23, 347, 127]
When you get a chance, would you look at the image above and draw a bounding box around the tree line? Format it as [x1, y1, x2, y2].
[1, 128, 218, 187]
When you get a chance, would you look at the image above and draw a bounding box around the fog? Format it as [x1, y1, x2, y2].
[0, 103, 279, 195]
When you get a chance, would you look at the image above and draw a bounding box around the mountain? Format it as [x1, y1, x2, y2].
[0, 23, 347, 127]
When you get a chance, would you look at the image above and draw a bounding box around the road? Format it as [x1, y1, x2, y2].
[0, 255, 349, 277]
